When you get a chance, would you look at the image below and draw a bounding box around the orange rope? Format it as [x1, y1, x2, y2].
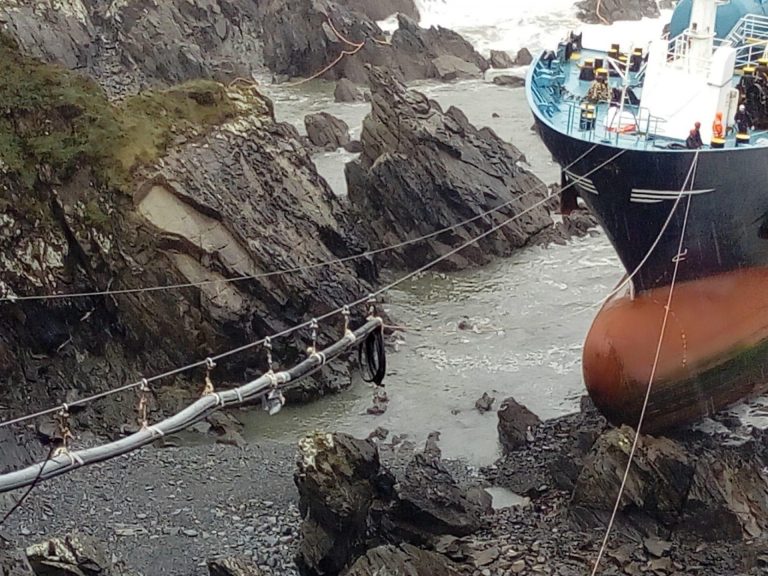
[595, 0, 610, 25]
[283, 16, 391, 87]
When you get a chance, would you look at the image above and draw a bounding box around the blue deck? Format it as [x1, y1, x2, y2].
[528, 43, 768, 152]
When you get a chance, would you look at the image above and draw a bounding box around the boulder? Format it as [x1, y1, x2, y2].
[305, 112, 352, 149]
[346, 66, 553, 271]
[475, 392, 495, 414]
[334, 78, 365, 103]
[489, 50, 515, 69]
[294, 433, 396, 576]
[515, 48, 533, 66]
[342, 544, 461, 576]
[386, 437, 489, 542]
[208, 557, 264, 576]
[492, 75, 525, 87]
[570, 427, 694, 529]
[576, 0, 660, 24]
[430, 55, 482, 81]
[26, 533, 111, 575]
[497, 398, 541, 453]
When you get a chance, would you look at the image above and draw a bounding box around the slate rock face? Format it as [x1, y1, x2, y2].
[497, 398, 541, 454]
[305, 112, 352, 149]
[346, 66, 553, 271]
[576, 0, 660, 24]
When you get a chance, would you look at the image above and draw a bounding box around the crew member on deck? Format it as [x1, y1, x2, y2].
[712, 112, 725, 139]
[735, 104, 752, 134]
[586, 76, 611, 104]
[692, 122, 703, 148]
[686, 129, 701, 149]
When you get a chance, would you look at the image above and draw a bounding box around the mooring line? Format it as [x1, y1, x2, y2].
[589, 149, 700, 575]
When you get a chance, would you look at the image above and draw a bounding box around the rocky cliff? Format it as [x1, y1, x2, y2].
[0, 0, 266, 98]
[345, 66, 553, 270]
[0, 37, 375, 433]
[261, 1, 487, 84]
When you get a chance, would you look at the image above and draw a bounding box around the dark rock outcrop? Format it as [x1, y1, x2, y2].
[346, 66, 553, 270]
[0, 543, 33, 576]
[576, 0, 660, 24]
[492, 74, 525, 87]
[0, 1, 265, 98]
[334, 78, 365, 102]
[334, 0, 420, 21]
[26, 533, 112, 575]
[262, 3, 487, 84]
[343, 544, 461, 576]
[0, 48, 375, 433]
[295, 433, 394, 576]
[489, 50, 515, 69]
[515, 48, 533, 66]
[497, 398, 541, 454]
[475, 392, 495, 414]
[305, 112, 352, 149]
[431, 54, 482, 81]
[208, 557, 264, 576]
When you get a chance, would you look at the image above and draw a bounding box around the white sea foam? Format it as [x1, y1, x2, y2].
[389, 0, 675, 56]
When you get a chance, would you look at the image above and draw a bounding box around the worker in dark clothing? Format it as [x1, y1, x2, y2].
[692, 121, 703, 148]
[686, 129, 701, 149]
[735, 104, 752, 134]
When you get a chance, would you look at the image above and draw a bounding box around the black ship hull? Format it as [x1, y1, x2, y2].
[534, 119, 768, 293]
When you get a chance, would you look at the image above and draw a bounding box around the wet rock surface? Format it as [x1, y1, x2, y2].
[0, 0, 265, 98]
[305, 112, 352, 149]
[262, 3, 486, 84]
[497, 398, 541, 454]
[334, 78, 365, 103]
[208, 556, 265, 576]
[343, 544, 461, 576]
[576, 0, 660, 24]
[346, 66, 553, 270]
[489, 50, 515, 69]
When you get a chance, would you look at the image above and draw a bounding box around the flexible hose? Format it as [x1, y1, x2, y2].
[359, 325, 386, 387]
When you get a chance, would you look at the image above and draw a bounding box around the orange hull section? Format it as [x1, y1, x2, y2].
[583, 268, 768, 432]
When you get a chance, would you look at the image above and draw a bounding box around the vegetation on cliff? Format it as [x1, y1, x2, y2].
[0, 33, 241, 190]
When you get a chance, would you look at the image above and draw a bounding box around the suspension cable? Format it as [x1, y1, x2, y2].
[589, 149, 700, 575]
[0, 146, 619, 430]
[0, 148, 598, 305]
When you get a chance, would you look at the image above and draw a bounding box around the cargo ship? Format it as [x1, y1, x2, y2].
[526, 0, 768, 432]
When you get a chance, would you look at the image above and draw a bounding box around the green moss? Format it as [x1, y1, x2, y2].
[0, 33, 244, 191]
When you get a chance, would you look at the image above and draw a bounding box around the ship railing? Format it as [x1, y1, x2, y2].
[563, 98, 665, 149]
[726, 13, 768, 67]
[530, 54, 567, 118]
[666, 31, 732, 76]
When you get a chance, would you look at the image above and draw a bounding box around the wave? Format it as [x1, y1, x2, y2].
[410, 0, 671, 57]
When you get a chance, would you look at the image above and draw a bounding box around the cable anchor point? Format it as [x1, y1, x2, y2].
[342, 305, 352, 337]
[202, 358, 216, 396]
[307, 319, 319, 356]
[53, 406, 74, 457]
[137, 379, 151, 430]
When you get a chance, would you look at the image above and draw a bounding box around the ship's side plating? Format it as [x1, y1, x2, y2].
[525, 0, 768, 431]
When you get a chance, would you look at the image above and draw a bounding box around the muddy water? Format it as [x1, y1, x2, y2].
[243, 80, 624, 465]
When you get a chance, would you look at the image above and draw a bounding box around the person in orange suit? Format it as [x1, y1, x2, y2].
[712, 112, 724, 139]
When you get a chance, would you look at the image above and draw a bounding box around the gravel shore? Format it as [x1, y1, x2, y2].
[1, 440, 302, 576]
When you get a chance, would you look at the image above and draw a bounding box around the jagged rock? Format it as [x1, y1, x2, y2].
[208, 556, 264, 576]
[344, 140, 363, 154]
[334, 0, 420, 21]
[26, 533, 111, 575]
[342, 544, 461, 576]
[530, 211, 601, 246]
[392, 15, 488, 81]
[475, 392, 495, 414]
[305, 112, 351, 149]
[386, 436, 489, 542]
[334, 78, 365, 103]
[515, 48, 533, 66]
[262, 3, 486, 83]
[492, 75, 525, 87]
[0, 49, 376, 433]
[1, 0, 265, 98]
[294, 433, 395, 576]
[489, 50, 515, 69]
[497, 398, 541, 454]
[570, 427, 693, 529]
[431, 54, 482, 81]
[576, 0, 660, 24]
[346, 66, 552, 270]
